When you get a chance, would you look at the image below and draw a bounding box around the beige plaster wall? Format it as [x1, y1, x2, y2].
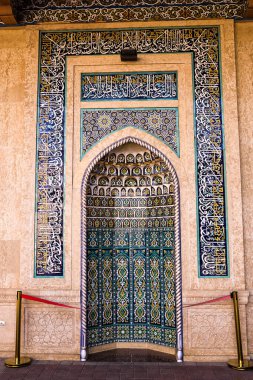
[0, 20, 248, 361]
[235, 21, 253, 357]
[0, 30, 36, 288]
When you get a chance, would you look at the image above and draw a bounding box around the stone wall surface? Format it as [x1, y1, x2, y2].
[0, 20, 250, 361]
[235, 21, 253, 357]
[0, 29, 37, 290]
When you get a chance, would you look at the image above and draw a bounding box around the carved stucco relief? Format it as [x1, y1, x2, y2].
[187, 309, 239, 352]
[24, 308, 76, 350]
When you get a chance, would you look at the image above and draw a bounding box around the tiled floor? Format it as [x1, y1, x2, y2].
[1, 350, 253, 380]
[88, 349, 175, 362]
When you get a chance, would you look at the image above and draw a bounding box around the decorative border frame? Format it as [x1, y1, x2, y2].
[35, 26, 229, 278]
[13, 0, 247, 24]
[80, 136, 182, 362]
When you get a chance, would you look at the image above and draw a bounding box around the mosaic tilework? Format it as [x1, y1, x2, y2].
[35, 26, 228, 277]
[12, 0, 247, 24]
[86, 150, 176, 347]
[81, 108, 179, 158]
[81, 73, 177, 101]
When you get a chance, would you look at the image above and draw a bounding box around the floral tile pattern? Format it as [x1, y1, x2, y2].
[86, 149, 176, 347]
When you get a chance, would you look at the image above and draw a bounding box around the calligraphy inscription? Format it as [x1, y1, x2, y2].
[36, 27, 228, 277]
[81, 72, 177, 100]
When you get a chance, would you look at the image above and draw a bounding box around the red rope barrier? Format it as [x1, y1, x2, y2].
[22, 293, 231, 310]
[183, 294, 231, 308]
[22, 294, 80, 309]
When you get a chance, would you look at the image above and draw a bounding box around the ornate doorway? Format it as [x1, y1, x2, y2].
[81, 139, 182, 361]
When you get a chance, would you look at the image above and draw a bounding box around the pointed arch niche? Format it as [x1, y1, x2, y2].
[79, 134, 183, 362]
[67, 54, 196, 362]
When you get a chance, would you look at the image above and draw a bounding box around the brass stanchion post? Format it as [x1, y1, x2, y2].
[227, 291, 253, 371]
[5, 291, 32, 368]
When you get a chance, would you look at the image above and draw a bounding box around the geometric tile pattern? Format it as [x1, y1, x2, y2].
[86, 149, 176, 347]
[81, 108, 179, 157]
[81, 73, 177, 101]
[35, 26, 228, 277]
[13, 0, 247, 24]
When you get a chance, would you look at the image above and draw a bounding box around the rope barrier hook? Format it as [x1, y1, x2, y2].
[5, 291, 32, 368]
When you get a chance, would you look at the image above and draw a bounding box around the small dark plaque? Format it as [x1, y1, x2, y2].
[120, 49, 138, 61]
